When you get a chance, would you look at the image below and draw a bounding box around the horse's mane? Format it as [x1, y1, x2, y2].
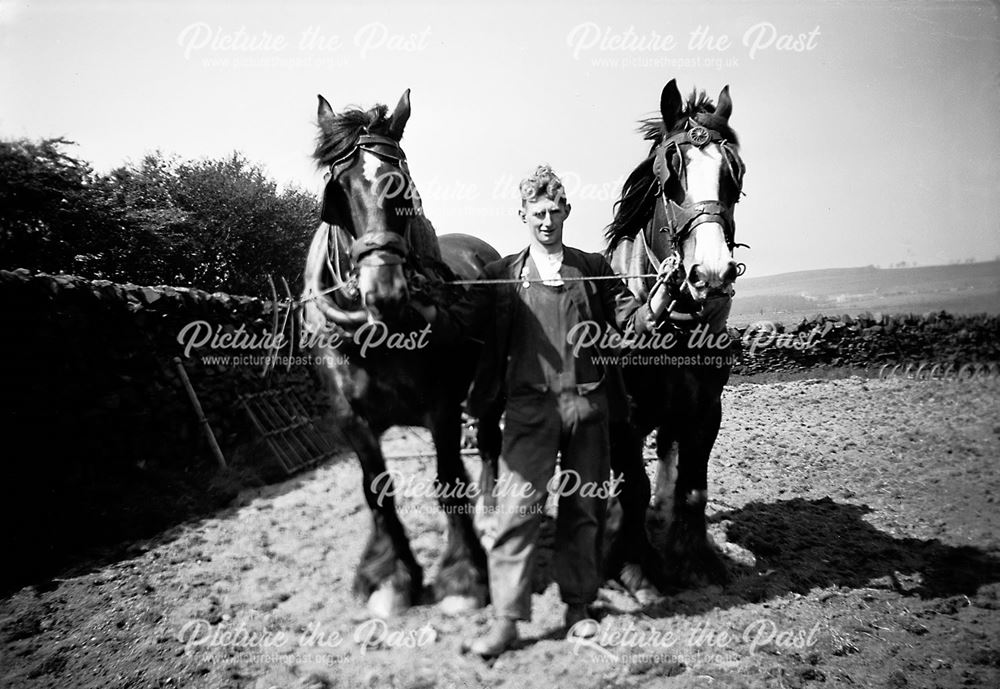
[405, 211, 445, 267]
[604, 90, 739, 256]
[313, 104, 393, 168]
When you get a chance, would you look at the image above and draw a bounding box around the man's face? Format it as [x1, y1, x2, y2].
[521, 196, 571, 250]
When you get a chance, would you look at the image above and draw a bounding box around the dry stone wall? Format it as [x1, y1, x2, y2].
[731, 312, 1000, 376]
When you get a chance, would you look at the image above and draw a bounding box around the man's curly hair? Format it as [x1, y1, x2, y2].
[519, 164, 568, 206]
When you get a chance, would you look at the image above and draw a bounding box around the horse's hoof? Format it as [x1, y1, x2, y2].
[366, 581, 410, 619]
[634, 586, 664, 607]
[619, 563, 664, 606]
[687, 541, 730, 586]
[699, 555, 730, 586]
[438, 594, 484, 616]
[670, 543, 730, 587]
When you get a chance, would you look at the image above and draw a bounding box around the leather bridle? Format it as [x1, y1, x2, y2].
[328, 133, 410, 181]
[641, 118, 747, 322]
[320, 133, 415, 268]
[650, 119, 745, 254]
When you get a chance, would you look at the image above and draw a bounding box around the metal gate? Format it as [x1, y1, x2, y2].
[238, 386, 340, 475]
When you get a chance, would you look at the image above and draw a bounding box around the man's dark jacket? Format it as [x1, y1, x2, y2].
[438, 245, 655, 421]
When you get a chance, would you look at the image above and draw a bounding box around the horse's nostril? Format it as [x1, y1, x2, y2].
[722, 261, 738, 283]
[688, 264, 707, 286]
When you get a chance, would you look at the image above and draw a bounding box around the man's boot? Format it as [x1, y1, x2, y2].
[465, 617, 518, 657]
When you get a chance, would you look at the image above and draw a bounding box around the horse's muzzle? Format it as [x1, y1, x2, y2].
[364, 286, 410, 322]
[686, 260, 738, 301]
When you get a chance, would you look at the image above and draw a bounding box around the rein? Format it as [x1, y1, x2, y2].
[444, 272, 659, 286]
[323, 223, 357, 298]
[304, 271, 663, 300]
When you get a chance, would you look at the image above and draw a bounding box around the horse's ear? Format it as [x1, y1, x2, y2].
[715, 85, 732, 119]
[388, 88, 411, 140]
[317, 94, 334, 122]
[660, 79, 682, 129]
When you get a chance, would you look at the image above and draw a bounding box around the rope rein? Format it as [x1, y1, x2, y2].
[444, 272, 659, 286]
[306, 125, 743, 306]
[302, 271, 663, 304]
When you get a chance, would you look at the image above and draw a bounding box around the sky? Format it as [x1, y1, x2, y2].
[2, 0, 998, 277]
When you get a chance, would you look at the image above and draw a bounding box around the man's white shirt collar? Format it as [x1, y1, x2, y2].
[526, 245, 564, 287]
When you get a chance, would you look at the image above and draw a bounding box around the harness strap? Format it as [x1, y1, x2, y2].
[322, 224, 358, 297]
[637, 224, 661, 273]
[643, 122, 745, 324]
[662, 199, 736, 247]
[662, 122, 727, 149]
[351, 230, 409, 266]
[329, 133, 407, 178]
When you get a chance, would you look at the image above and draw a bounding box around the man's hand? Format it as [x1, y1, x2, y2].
[647, 257, 677, 319]
[648, 281, 671, 319]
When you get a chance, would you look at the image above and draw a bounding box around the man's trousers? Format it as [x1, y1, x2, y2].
[487, 390, 610, 620]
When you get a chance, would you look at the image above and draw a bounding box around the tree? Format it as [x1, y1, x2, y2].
[165, 152, 318, 295]
[0, 138, 124, 276]
[103, 152, 194, 286]
[1, 139, 320, 297]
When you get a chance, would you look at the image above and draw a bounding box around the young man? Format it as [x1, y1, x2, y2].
[441, 165, 670, 657]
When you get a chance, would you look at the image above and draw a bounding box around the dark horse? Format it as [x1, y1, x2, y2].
[301, 89, 501, 617]
[604, 80, 746, 592]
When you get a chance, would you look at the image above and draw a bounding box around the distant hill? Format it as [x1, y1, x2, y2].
[729, 260, 1000, 326]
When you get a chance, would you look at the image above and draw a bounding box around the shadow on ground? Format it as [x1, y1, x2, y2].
[623, 497, 1000, 618]
[532, 497, 1000, 621]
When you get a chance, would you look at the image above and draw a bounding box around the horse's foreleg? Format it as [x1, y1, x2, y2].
[343, 416, 424, 618]
[429, 408, 489, 614]
[474, 403, 503, 465]
[664, 398, 728, 586]
[605, 420, 666, 597]
[651, 429, 679, 524]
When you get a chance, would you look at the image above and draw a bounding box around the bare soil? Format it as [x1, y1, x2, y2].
[2, 376, 999, 689]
